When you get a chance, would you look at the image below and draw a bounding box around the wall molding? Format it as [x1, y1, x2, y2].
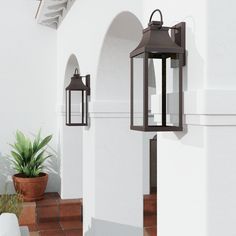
[56, 89, 236, 125]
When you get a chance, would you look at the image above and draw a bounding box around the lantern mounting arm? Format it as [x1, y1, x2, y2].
[80, 75, 91, 96]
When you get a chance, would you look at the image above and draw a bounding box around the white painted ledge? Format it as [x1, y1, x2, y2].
[56, 90, 236, 125]
[184, 89, 236, 115]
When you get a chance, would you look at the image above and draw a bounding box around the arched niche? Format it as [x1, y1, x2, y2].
[95, 12, 143, 101]
[59, 54, 83, 199]
[89, 11, 156, 232]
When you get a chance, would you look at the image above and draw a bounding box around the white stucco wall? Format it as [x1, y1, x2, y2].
[57, 0, 147, 234]
[145, 1, 236, 236]
[207, 0, 236, 89]
[0, 1, 58, 194]
[1, 1, 235, 236]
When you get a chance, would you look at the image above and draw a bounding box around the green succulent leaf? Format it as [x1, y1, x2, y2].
[38, 135, 52, 151]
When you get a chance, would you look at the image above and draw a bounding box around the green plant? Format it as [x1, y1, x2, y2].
[0, 188, 23, 218]
[9, 130, 52, 177]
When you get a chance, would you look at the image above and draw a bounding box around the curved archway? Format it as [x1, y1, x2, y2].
[59, 54, 83, 199]
[90, 12, 156, 231]
[96, 11, 143, 101]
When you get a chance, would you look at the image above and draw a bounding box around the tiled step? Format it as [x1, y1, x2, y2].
[19, 202, 37, 225]
[36, 193, 82, 223]
[19, 192, 83, 235]
[20, 192, 156, 235]
[27, 219, 82, 236]
[144, 194, 157, 227]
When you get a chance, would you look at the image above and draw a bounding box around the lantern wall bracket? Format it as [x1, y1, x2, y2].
[85, 75, 91, 96]
[171, 22, 186, 67]
[80, 74, 91, 96]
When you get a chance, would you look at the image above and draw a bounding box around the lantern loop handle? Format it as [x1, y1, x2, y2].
[74, 68, 79, 75]
[149, 9, 163, 24]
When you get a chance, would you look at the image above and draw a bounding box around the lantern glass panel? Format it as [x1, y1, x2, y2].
[148, 53, 181, 127]
[148, 58, 162, 126]
[66, 90, 85, 125]
[132, 53, 144, 127]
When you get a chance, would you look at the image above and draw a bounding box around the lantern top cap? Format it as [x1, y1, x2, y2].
[130, 9, 185, 57]
[66, 68, 89, 91]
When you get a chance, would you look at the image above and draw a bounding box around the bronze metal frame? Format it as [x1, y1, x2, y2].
[65, 69, 90, 126]
[130, 9, 186, 132]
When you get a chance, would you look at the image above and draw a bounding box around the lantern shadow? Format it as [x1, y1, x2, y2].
[44, 143, 61, 193]
[174, 124, 188, 139]
[0, 153, 15, 193]
[183, 26, 205, 91]
[173, 25, 204, 140]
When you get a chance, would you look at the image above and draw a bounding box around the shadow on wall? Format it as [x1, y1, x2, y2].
[183, 23, 205, 91]
[0, 153, 15, 193]
[44, 143, 61, 193]
[172, 25, 205, 140]
[85, 218, 143, 236]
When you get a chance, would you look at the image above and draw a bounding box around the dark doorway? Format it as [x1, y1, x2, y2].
[150, 135, 157, 193]
[144, 135, 157, 236]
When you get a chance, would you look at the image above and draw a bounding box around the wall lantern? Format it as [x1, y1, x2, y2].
[130, 9, 186, 131]
[65, 69, 90, 126]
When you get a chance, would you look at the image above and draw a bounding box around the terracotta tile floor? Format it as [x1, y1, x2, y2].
[144, 193, 157, 236]
[20, 192, 156, 235]
[19, 193, 82, 236]
[27, 219, 82, 235]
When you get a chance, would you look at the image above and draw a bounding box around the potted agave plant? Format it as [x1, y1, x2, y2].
[9, 130, 52, 201]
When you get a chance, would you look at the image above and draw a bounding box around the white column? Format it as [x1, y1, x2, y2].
[83, 101, 145, 235]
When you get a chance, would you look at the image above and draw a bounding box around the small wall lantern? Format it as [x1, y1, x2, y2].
[65, 69, 90, 126]
[130, 9, 186, 131]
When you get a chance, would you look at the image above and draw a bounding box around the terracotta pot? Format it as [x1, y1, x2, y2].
[13, 173, 48, 202]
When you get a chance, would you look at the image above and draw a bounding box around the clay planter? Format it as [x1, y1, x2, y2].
[13, 173, 48, 202]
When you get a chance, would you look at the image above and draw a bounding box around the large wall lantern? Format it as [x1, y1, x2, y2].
[130, 9, 186, 131]
[65, 69, 90, 126]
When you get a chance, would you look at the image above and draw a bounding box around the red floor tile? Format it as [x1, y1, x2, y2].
[37, 221, 61, 231]
[60, 219, 82, 230]
[59, 201, 82, 220]
[40, 229, 65, 236]
[37, 204, 60, 222]
[64, 229, 83, 236]
[144, 226, 157, 236]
